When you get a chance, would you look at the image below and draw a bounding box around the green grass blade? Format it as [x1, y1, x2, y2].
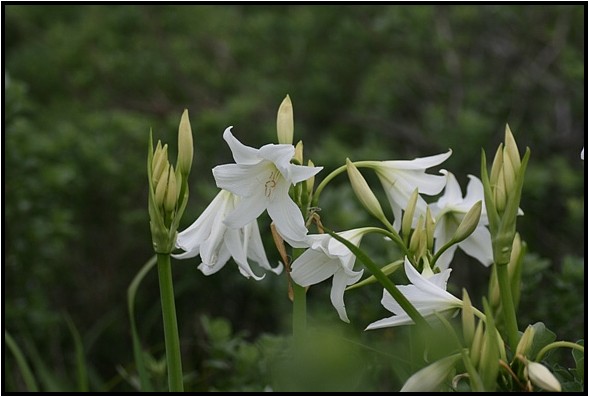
[127, 255, 157, 392]
[5, 331, 39, 392]
[64, 313, 89, 392]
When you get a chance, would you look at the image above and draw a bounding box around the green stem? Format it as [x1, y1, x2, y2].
[535, 341, 585, 362]
[495, 263, 519, 350]
[291, 248, 306, 345]
[156, 253, 184, 392]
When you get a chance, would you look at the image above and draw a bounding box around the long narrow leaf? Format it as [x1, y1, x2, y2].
[5, 331, 39, 392]
[127, 255, 157, 392]
[64, 313, 89, 392]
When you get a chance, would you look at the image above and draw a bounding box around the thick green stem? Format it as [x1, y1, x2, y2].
[495, 263, 519, 350]
[156, 253, 184, 392]
[535, 341, 585, 362]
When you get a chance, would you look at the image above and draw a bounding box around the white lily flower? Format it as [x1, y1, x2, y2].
[173, 190, 282, 280]
[212, 127, 323, 247]
[365, 257, 462, 330]
[290, 228, 370, 323]
[363, 150, 452, 230]
[431, 170, 493, 270]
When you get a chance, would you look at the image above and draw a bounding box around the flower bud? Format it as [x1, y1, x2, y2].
[306, 159, 316, 195]
[515, 325, 535, 357]
[346, 158, 386, 222]
[470, 320, 484, 367]
[489, 144, 503, 187]
[177, 109, 193, 176]
[504, 124, 521, 171]
[425, 206, 435, 251]
[164, 165, 178, 213]
[402, 189, 419, 241]
[277, 95, 294, 145]
[526, 361, 561, 392]
[452, 201, 482, 243]
[294, 140, 304, 164]
[494, 169, 507, 214]
[409, 216, 426, 259]
[152, 142, 169, 187]
[400, 354, 461, 392]
[155, 163, 171, 209]
[462, 289, 475, 346]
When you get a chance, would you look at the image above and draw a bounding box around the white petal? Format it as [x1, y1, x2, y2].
[379, 150, 452, 170]
[258, 143, 295, 173]
[223, 194, 268, 229]
[222, 127, 260, 165]
[212, 162, 270, 197]
[434, 244, 458, 272]
[284, 163, 323, 184]
[463, 174, 485, 208]
[224, 229, 264, 280]
[290, 249, 340, 287]
[458, 226, 493, 267]
[198, 245, 232, 275]
[171, 246, 200, 260]
[365, 313, 414, 330]
[330, 270, 352, 323]
[199, 205, 229, 265]
[244, 221, 283, 274]
[437, 170, 462, 208]
[394, 169, 448, 196]
[266, 181, 309, 247]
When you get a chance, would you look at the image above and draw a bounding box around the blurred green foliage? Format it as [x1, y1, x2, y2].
[4, 5, 585, 392]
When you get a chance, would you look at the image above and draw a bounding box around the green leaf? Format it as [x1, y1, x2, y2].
[5, 331, 39, 392]
[63, 313, 89, 392]
[528, 322, 556, 360]
[127, 255, 157, 392]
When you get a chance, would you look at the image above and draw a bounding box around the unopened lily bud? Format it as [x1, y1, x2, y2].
[526, 361, 561, 392]
[155, 163, 171, 209]
[453, 201, 482, 243]
[409, 216, 426, 258]
[425, 206, 435, 250]
[502, 151, 516, 194]
[504, 124, 521, 171]
[152, 142, 169, 187]
[306, 159, 316, 194]
[489, 144, 503, 186]
[515, 325, 535, 357]
[470, 320, 484, 367]
[402, 189, 419, 240]
[277, 95, 294, 145]
[177, 109, 194, 176]
[346, 158, 386, 222]
[400, 354, 461, 392]
[462, 289, 475, 346]
[294, 140, 304, 164]
[164, 165, 177, 213]
[494, 169, 507, 214]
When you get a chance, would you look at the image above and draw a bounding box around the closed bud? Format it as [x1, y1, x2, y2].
[401, 354, 461, 392]
[164, 165, 177, 213]
[425, 206, 435, 250]
[409, 216, 425, 258]
[462, 289, 475, 346]
[526, 361, 561, 392]
[453, 201, 482, 243]
[152, 142, 169, 187]
[515, 325, 535, 357]
[346, 158, 386, 222]
[489, 144, 503, 186]
[177, 109, 194, 176]
[494, 169, 507, 214]
[504, 124, 521, 171]
[470, 320, 484, 367]
[306, 159, 316, 194]
[402, 189, 419, 240]
[277, 95, 294, 145]
[502, 151, 516, 193]
[294, 140, 304, 164]
[155, 163, 171, 209]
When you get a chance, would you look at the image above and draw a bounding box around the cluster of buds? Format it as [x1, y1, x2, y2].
[488, 232, 526, 311]
[148, 110, 194, 254]
[481, 125, 530, 266]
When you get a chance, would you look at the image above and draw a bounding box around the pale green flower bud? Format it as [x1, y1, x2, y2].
[515, 325, 535, 357]
[470, 320, 484, 367]
[400, 354, 461, 392]
[502, 151, 516, 194]
[526, 361, 561, 392]
[504, 124, 521, 171]
[402, 188, 419, 241]
[152, 142, 169, 187]
[409, 216, 426, 259]
[452, 201, 482, 244]
[425, 206, 435, 251]
[164, 165, 178, 213]
[489, 144, 503, 186]
[346, 158, 387, 222]
[155, 163, 171, 209]
[494, 169, 507, 214]
[177, 109, 193, 176]
[306, 159, 316, 196]
[462, 289, 475, 347]
[294, 140, 304, 164]
[277, 94, 294, 145]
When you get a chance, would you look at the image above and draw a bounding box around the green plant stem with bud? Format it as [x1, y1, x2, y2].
[156, 253, 184, 392]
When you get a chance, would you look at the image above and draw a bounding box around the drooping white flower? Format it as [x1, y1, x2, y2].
[400, 353, 461, 392]
[431, 170, 493, 270]
[290, 228, 370, 323]
[362, 151, 452, 230]
[365, 257, 462, 330]
[212, 127, 323, 247]
[173, 190, 282, 280]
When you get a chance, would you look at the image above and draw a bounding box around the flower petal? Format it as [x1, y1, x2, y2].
[258, 143, 295, 173]
[457, 226, 493, 267]
[222, 127, 260, 165]
[285, 163, 323, 184]
[244, 220, 283, 274]
[437, 170, 462, 208]
[365, 313, 414, 330]
[198, 244, 232, 275]
[212, 162, 270, 197]
[223, 194, 268, 229]
[290, 249, 340, 287]
[266, 181, 309, 247]
[224, 228, 264, 280]
[380, 150, 452, 170]
[330, 269, 353, 323]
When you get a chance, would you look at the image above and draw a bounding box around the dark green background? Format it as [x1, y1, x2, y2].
[4, 5, 585, 392]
